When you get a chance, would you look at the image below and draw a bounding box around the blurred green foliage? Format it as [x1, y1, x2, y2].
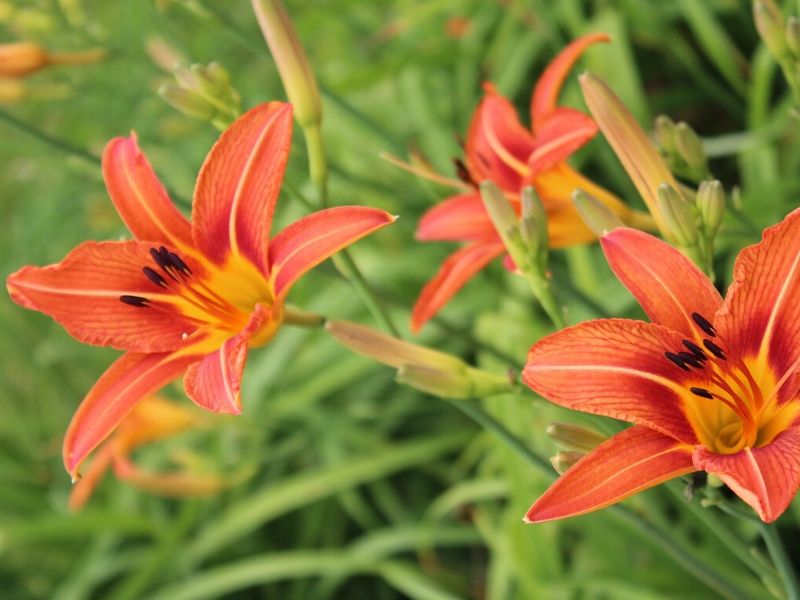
[1, 0, 798, 598]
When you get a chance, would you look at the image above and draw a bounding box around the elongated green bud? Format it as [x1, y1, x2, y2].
[674, 122, 706, 171]
[159, 84, 216, 120]
[326, 320, 465, 372]
[550, 451, 584, 475]
[520, 186, 548, 254]
[396, 364, 512, 399]
[251, 0, 322, 128]
[654, 115, 677, 154]
[754, 0, 789, 59]
[546, 422, 607, 453]
[697, 180, 725, 235]
[787, 16, 800, 56]
[572, 189, 625, 236]
[657, 183, 697, 246]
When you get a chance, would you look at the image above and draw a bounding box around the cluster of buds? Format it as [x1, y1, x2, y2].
[754, 0, 800, 104]
[546, 422, 607, 474]
[579, 73, 726, 278]
[326, 320, 516, 399]
[159, 62, 242, 130]
[654, 116, 709, 182]
[480, 182, 564, 327]
[656, 180, 725, 278]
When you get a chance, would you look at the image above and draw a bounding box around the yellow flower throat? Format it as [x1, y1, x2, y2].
[119, 245, 281, 350]
[666, 312, 799, 455]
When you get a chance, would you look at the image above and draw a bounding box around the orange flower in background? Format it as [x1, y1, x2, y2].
[6, 102, 394, 478]
[523, 211, 800, 523]
[68, 395, 231, 511]
[411, 34, 652, 333]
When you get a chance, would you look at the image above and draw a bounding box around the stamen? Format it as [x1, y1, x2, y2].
[119, 295, 149, 307]
[677, 351, 704, 369]
[453, 158, 475, 186]
[150, 247, 178, 281]
[142, 267, 167, 288]
[167, 251, 192, 276]
[692, 312, 716, 337]
[682, 339, 707, 361]
[703, 339, 726, 360]
[665, 352, 690, 371]
[690, 387, 714, 399]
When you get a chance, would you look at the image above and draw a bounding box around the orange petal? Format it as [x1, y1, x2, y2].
[410, 241, 504, 333]
[531, 33, 610, 129]
[192, 102, 293, 273]
[6, 241, 196, 352]
[112, 455, 228, 497]
[524, 318, 699, 443]
[183, 304, 271, 414]
[601, 228, 723, 339]
[528, 108, 597, 176]
[525, 425, 694, 523]
[63, 351, 200, 478]
[268, 206, 395, 299]
[693, 426, 800, 522]
[102, 135, 193, 249]
[68, 441, 116, 511]
[465, 84, 535, 192]
[716, 208, 800, 400]
[416, 192, 498, 242]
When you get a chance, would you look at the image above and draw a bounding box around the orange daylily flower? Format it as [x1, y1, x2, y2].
[68, 395, 231, 511]
[6, 102, 394, 478]
[411, 33, 651, 332]
[523, 211, 800, 523]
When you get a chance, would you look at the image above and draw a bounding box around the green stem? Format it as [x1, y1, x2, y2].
[521, 270, 565, 329]
[0, 108, 100, 166]
[448, 398, 753, 600]
[302, 123, 328, 207]
[759, 522, 800, 600]
[443, 399, 551, 476]
[607, 507, 752, 600]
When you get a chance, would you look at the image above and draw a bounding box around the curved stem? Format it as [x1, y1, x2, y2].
[759, 522, 800, 600]
[447, 398, 754, 600]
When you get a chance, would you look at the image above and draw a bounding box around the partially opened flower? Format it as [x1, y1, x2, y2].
[68, 395, 232, 511]
[6, 102, 394, 478]
[411, 34, 652, 332]
[523, 210, 800, 523]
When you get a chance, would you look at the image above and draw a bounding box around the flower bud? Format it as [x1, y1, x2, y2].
[550, 450, 584, 475]
[580, 72, 680, 241]
[159, 84, 216, 120]
[0, 42, 104, 78]
[0, 42, 47, 77]
[657, 183, 698, 246]
[520, 186, 548, 256]
[754, 0, 789, 59]
[396, 364, 512, 399]
[674, 122, 707, 172]
[251, 0, 322, 128]
[396, 365, 474, 399]
[654, 115, 677, 154]
[572, 189, 625, 236]
[696, 180, 725, 235]
[546, 422, 607, 453]
[787, 16, 800, 56]
[325, 320, 465, 372]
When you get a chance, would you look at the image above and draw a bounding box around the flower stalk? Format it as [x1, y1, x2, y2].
[480, 182, 565, 328]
